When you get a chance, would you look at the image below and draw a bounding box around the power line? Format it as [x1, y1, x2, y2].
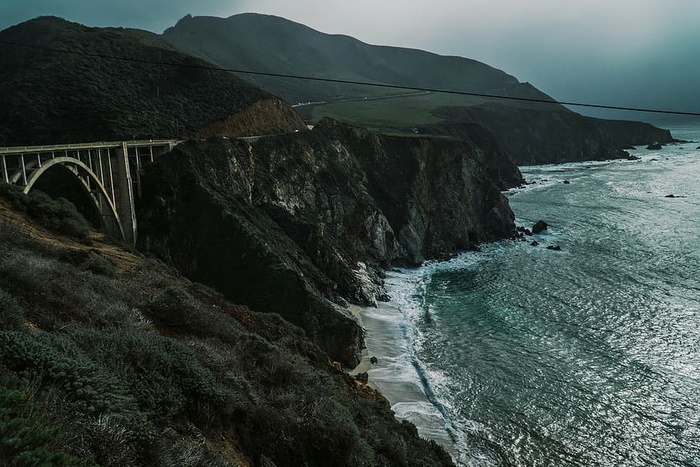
[1, 38, 699, 117]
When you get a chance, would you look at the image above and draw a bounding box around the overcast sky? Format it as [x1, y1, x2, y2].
[2, 1, 698, 121]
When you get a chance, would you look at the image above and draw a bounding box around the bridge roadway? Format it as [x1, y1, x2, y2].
[0, 139, 179, 245]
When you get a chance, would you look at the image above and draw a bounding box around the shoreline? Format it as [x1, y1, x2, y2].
[349, 289, 460, 461]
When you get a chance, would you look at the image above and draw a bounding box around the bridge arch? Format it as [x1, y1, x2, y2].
[23, 157, 125, 241]
[1, 139, 178, 245]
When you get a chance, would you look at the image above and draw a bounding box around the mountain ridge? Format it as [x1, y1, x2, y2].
[163, 13, 537, 104]
[0, 16, 306, 145]
[163, 12, 673, 164]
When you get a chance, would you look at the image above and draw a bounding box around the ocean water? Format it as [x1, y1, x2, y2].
[363, 121, 700, 466]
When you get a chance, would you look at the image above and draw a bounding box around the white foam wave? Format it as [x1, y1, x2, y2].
[359, 259, 506, 466]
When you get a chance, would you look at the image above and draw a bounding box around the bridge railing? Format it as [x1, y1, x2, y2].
[0, 139, 179, 155]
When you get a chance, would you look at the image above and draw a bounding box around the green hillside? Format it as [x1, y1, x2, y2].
[162, 13, 672, 164]
[0, 16, 304, 146]
[163, 13, 549, 105]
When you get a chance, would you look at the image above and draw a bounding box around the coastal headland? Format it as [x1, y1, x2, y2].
[0, 14, 678, 466]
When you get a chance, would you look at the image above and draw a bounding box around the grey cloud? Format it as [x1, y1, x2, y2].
[0, 0, 233, 32]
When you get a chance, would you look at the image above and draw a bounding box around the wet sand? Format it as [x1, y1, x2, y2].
[349, 303, 457, 456]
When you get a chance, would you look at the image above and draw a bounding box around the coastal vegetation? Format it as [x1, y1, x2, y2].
[0, 194, 454, 466]
[0, 12, 683, 466]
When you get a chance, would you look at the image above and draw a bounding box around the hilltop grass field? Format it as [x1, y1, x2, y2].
[299, 92, 491, 131]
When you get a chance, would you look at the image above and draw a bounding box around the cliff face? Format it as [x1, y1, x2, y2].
[137, 119, 520, 366]
[428, 105, 643, 165]
[591, 118, 675, 147]
[308, 120, 519, 264]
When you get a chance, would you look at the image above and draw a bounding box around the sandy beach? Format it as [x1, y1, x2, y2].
[349, 302, 457, 457]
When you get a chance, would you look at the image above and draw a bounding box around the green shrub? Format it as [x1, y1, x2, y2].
[145, 285, 199, 328]
[144, 285, 250, 341]
[0, 332, 137, 417]
[81, 254, 117, 276]
[56, 248, 117, 276]
[0, 219, 31, 251]
[0, 183, 29, 210]
[0, 248, 146, 331]
[0, 288, 24, 330]
[0, 185, 91, 240]
[26, 192, 91, 239]
[239, 396, 375, 467]
[0, 374, 94, 466]
[68, 330, 233, 424]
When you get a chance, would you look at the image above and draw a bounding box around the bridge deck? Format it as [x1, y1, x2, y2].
[0, 139, 181, 245]
[0, 140, 179, 155]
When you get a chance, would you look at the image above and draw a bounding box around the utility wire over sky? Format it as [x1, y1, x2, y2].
[2, 39, 700, 118]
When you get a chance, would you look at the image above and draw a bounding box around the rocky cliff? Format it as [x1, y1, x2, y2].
[428, 105, 676, 164]
[590, 118, 675, 148]
[137, 119, 521, 366]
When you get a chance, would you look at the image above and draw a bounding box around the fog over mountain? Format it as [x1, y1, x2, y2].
[1, 0, 699, 121]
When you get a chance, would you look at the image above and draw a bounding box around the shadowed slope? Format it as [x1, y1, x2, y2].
[0, 16, 306, 146]
[163, 13, 673, 164]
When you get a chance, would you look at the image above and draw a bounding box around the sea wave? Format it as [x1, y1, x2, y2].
[361, 257, 505, 467]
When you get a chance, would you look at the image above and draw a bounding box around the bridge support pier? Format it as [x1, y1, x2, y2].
[1, 139, 178, 245]
[114, 142, 137, 245]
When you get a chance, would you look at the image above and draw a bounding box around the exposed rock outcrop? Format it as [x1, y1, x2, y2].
[194, 98, 307, 138]
[532, 220, 549, 234]
[593, 119, 674, 148]
[137, 119, 521, 365]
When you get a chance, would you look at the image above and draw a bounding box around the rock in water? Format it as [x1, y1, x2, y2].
[647, 143, 663, 150]
[532, 220, 549, 234]
[546, 245, 562, 251]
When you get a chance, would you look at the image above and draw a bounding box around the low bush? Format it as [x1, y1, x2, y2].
[68, 330, 233, 425]
[0, 184, 91, 240]
[26, 192, 91, 240]
[0, 288, 24, 330]
[0, 373, 94, 466]
[0, 183, 29, 208]
[57, 248, 117, 276]
[0, 218, 33, 251]
[145, 285, 249, 342]
[0, 331, 137, 417]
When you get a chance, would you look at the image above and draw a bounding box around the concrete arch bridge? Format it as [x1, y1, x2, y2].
[0, 140, 177, 244]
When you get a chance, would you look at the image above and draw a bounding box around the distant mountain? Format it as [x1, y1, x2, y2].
[163, 13, 551, 106]
[0, 16, 306, 146]
[163, 13, 673, 164]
